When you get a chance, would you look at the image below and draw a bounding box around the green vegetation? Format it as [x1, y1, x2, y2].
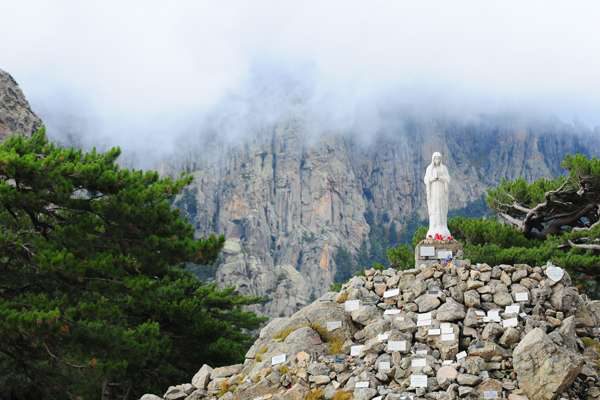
[0, 131, 263, 399]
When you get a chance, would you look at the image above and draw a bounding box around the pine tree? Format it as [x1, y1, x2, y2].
[0, 131, 263, 399]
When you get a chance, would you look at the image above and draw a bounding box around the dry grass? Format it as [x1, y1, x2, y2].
[309, 322, 344, 355]
[277, 364, 289, 375]
[327, 335, 344, 355]
[331, 390, 353, 400]
[336, 291, 349, 303]
[309, 322, 328, 338]
[217, 380, 230, 397]
[235, 374, 246, 385]
[273, 326, 298, 342]
[305, 388, 325, 400]
[255, 345, 268, 362]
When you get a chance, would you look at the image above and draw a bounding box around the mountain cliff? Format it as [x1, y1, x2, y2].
[0, 69, 42, 139]
[171, 114, 597, 317]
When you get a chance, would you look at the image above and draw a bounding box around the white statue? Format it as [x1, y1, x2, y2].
[424, 152, 451, 240]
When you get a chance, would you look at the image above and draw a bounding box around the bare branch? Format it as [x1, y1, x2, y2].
[567, 240, 600, 251]
[498, 212, 524, 230]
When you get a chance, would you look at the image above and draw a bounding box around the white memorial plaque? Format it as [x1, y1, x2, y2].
[546, 265, 565, 282]
[355, 381, 370, 388]
[488, 309, 501, 322]
[441, 323, 453, 334]
[410, 374, 428, 388]
[378, 333, 390, 342]
[505, 305, 520, 315]
[418, 312, 432, 321]
[503, 317, 518, 328]
[372, 397, 383, 400]
[417, 319, 432, 327]
[515, 291, 529, 302]
[411, 358, 426, 367]
[379, 361, 391, 371]
[271, 354, 286, 365]
[475, 310, 486, 316]
[420, 246, 435, 257]
[416, 349, 428, 355]
[437, 250, 453, 259]
[483, 390, 498, 399]
[456, 351, 467, 360]
[388, 340, 407, 352]
[441, 333, 455, 342]
[326, 321, 342, 331]
[442, 360, 453, 365]
[384, 308, 401, 315]
[428, 328, 441, 336]
[344, 300, 360, 312]
[519, 312, 528, 318]
[383, 288, 400, 298]
[350, 345, 364, 356]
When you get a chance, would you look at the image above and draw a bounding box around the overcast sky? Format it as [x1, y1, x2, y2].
[1, 1, 599, 157]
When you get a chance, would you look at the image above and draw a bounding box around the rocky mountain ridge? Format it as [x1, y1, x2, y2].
[173, 117, 598, 317]
[0, 68, 42, 139]
[142, 259, 600, 400]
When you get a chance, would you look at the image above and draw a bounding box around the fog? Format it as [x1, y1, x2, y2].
[1, 1, 599, 166]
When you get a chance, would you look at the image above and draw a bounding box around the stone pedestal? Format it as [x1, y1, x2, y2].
[415, 239, 464, 268]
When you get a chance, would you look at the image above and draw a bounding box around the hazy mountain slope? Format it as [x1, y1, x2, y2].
[173, 114, 596, 317]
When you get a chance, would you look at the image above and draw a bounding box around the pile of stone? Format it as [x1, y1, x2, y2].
[141, 259, 600, 400]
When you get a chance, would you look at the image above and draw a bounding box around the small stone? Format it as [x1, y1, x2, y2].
[437, 298, 466, 321]
[309, 375, 331, 385]
[464, 290, 481, 308]
[191, 364, 213, 389]
[493, 291, 513, 306]
[499, 327, 521, 347]
[415, 294, 441, 312]
[436, 366, 458, 387]
[210, 364, 243, 379]
[456, 373, 481, 386]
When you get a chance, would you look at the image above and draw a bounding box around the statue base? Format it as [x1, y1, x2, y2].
[415, 239, 464, 268]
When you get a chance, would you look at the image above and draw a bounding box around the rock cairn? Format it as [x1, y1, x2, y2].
[142, 260, 600, 400]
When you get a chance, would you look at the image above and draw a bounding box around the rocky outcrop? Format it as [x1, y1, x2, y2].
[513, 327, 584, 400]
[172, 116, 597, 317]
[0, 69, 42, 139]
[143, 260, 600, 400]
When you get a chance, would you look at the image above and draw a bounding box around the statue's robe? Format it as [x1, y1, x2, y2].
[424, 154, 451, 239]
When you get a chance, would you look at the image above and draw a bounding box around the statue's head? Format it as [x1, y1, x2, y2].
[432, 152, 442, 166]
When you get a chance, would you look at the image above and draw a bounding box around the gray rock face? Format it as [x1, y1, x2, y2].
[0, 69, 42, 140]
[513, 328, 584, 400]
[171, 117, 595, 317]
[147, 261, 600, 400]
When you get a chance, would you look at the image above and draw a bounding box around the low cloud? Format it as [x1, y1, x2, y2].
[1, 1, 599, 165]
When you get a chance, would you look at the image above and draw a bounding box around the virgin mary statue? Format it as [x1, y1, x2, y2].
[424, 152, 451, 240]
